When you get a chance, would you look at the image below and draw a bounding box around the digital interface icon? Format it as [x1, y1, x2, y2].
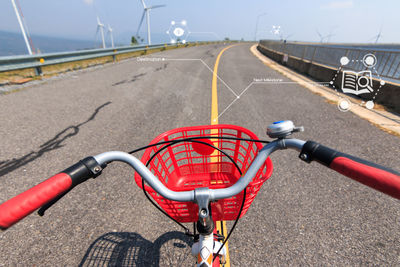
[333, 54, 386, 111]
[166, 20, 189, 44]
[362, 54, 377, 68]
[173, 27, 185, 37]
[338, 98, 351, 112]
[341, 70, 374, 95]
[271, 25, 281, 35]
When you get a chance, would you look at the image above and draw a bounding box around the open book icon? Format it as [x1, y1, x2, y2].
[341, 70, 374, 95]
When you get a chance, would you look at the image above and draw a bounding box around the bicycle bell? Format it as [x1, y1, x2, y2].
[266, 120, 304, 139]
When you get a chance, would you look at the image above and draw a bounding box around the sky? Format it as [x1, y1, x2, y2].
[1, 0, 400, 44]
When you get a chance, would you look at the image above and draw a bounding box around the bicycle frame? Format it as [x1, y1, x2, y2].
[191, 232, 223, 266]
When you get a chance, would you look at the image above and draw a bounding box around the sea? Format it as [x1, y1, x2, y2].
[0, 30, 214, 57]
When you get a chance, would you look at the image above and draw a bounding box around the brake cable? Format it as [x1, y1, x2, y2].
[128, 136, 270, 260]
[128, 135, 270, 154]
[142, 139, 242, 237]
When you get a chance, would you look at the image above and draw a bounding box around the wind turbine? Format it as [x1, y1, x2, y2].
[136, 0, 166, 45]
[326, 26, 338, 43]
[316, 29, 325, 43]
[325, 33, 335, 43]
[96, 16, 106, 49]
[11, 0, 34, 55]
[108, 25, 114, 48]
[281, 33, 294, 42]
[370, 27, 383, 43]
[316, 29, 334, 43]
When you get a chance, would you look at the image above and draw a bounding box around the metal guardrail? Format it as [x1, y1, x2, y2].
[0, 42, 209, 74]
[259, 40, 400, 81]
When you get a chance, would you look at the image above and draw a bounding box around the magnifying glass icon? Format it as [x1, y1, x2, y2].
[358, 76, 374, 92]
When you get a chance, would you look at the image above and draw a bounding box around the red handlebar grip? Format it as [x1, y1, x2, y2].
[330, 157, 400, 200]
[0, 173, 72, 230]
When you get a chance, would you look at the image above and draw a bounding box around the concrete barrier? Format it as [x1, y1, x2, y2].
[257, 44, 400, 113]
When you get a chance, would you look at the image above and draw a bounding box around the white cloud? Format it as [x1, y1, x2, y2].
[321, 1, 354, 9]
[83, 0, 94, 5]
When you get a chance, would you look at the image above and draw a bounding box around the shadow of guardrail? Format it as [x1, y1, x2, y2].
[79, 231, 193, 267]
[0, 101, 111, 177]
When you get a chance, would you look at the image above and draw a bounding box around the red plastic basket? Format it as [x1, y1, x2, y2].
[134, 125, 273, 223]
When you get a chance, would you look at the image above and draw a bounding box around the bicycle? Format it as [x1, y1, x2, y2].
[0, 120, 399, 267]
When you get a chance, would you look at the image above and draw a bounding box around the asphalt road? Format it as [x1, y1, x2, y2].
[0, 43, 399, 266]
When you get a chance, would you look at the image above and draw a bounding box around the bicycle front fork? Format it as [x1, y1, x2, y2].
[191, 218, 227, 267]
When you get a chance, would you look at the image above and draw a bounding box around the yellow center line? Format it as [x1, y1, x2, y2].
[211, 45, 235, 124]
[210, 44, 237, 267]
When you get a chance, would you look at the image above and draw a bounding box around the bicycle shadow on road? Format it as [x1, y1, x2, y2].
[0, 101, 111, 178]
[79, 231, 193, 267]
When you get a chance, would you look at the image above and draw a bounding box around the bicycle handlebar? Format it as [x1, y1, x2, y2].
[0, 173, 72, 230]
[331, 157, 400, 199]
[0, 157, 103, 230]
[0, 138, 398, 231]
[300, 141, 400, 199]
[94, 151, 195, 201]
[209, 139, 305, 200]
[93, 139, 306, 203]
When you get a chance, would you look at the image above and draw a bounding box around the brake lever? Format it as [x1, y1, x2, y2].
[37, 188, 72, 216]
[37, 158, 106, 216]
